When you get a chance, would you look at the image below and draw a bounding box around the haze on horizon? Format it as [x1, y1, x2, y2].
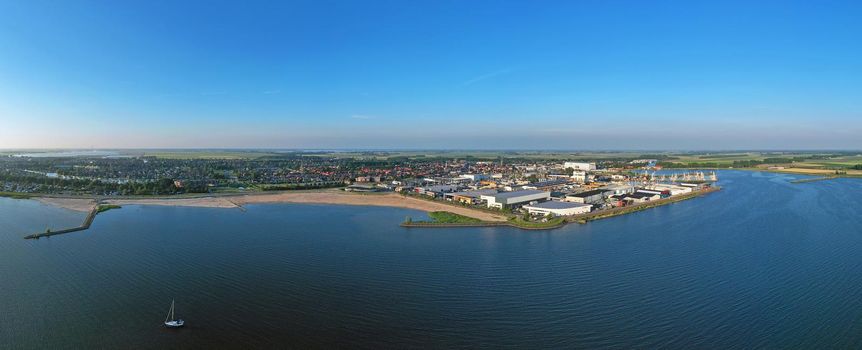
[1, 1, 860, 150]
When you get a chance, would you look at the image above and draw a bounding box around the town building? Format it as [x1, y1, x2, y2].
[523, 201, 592, 216]
[563, 162, 597, 171]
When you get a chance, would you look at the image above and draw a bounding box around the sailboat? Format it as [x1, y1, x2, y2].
[164, 299, 185, 328]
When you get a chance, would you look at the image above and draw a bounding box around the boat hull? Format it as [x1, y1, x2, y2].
[164, 320, 185, 328]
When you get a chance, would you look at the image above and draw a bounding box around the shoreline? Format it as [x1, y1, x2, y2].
[32, 190, 510, 222]
[23, 187, 719, 237]
[662, 167, 862, 178]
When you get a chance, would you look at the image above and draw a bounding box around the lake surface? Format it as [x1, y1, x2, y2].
[2, 170, 862, 349]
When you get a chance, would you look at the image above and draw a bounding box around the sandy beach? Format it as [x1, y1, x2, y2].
[104, 197, 241, 209]
[233, 192, 509, 221]
[36, 197, 97, 212]
[35, 191, 508, 222]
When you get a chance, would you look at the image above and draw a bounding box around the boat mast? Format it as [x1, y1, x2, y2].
[166, 300, 174, 322]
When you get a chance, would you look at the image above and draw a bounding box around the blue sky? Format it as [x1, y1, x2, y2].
[1, 0, 860, 149]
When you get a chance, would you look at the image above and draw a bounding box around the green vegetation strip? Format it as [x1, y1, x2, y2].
[507, 216, 567, 229]
[0, 192, 34, 199]
[402, 211, 566, 230]
[427, 211, 482, 224]
[96, 204, 122, 213]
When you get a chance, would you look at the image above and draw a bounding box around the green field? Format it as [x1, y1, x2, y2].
[141, 151, 281, 159]
[6, 148, 861, 166]
[304, 150, 658, 161]
[664, 152, 862, 169]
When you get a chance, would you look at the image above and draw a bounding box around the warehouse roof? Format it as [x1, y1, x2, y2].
[492, 189, 548, 199]
[529, 179, 569, 187]
[569, 189, 609, 198]
[449, 189, 498, 198]
[628, 192, 657, 199]
[525, 201, 592, 209]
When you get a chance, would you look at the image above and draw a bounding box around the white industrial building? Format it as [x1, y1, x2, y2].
[625, 192, 661, 202]
[645, 184, 693, 196]
[444, 189, 498, 204]
[570, 170, 588, 183]
[637, 189, 663, 196]
[563, 162, 596, 171]
[523, 201, 592, 216]
[601, 184, 635, 195]
[415, 185, 460, 197]
[481, 190, 551, 209]
[459, 174, 488, 181]
[565, 189, 609, 205]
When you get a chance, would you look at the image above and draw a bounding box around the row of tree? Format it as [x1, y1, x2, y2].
[0, 172, 184, 195]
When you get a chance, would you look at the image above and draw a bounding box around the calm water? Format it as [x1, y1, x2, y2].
[2, 170, 862, 349]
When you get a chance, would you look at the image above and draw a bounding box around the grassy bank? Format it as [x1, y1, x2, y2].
[0, 191, 34, 199]
[402, 211, 567, 230]
[508, 216, 567, 229]
[426, 211, 483, 224]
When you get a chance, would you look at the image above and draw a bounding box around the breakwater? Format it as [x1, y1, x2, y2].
[24, 205, 99, 239]
[789, 177, 836, 184]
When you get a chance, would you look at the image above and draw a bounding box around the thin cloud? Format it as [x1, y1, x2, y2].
[262, 89, 281, 95]
[350, 115, 376, 120]
[200, 91, 227, 96]
[462, 68, 514, 86]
